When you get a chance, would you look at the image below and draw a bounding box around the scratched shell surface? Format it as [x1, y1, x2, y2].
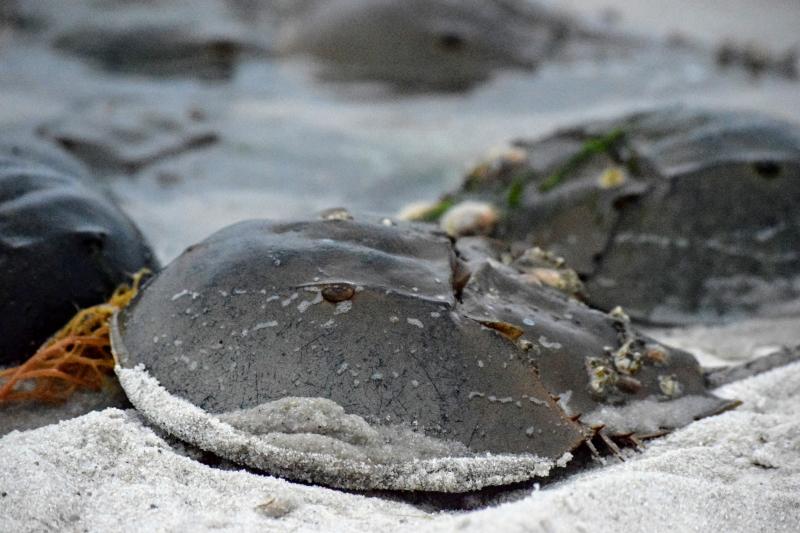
[451, 107, 800, 324]
[112, 217, 736, 490]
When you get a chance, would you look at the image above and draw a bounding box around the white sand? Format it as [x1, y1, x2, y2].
[1, 343, 798, 532]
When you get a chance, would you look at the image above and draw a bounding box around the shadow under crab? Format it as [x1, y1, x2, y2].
[111, 216, 737, 492]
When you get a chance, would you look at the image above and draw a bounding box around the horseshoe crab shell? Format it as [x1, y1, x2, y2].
[276, 0, 570, 91]
[0, 143, 157, 364]
[111, 217, 736, 492]
[439, 107, 800, 324]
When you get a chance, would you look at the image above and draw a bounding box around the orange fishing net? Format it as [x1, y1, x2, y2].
[0, 270, 149, 404]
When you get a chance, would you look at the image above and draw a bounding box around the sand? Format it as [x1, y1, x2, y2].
[0, 356, 797, 532]
[1, 310, 798, 532]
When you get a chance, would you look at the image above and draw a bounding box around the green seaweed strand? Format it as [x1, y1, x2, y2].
[420, 198, 454, 222]
[506, 172, 530, 208]
[538, 128, 625, 193]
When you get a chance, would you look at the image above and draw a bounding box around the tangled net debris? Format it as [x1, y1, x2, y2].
[0, 270, 149, 405]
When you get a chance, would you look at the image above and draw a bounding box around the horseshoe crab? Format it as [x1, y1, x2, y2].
[276, 0, 573, 91]
[0, 142, 157, 364]
[421, 108, 800, 324]
[111, 215, 739, 492]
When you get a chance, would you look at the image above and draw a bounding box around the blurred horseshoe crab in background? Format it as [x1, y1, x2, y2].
[274, 0, 580, 91]
[0, 136, 158, 365]
[20, 0, 631, 91]
[415, 107, 800, 324]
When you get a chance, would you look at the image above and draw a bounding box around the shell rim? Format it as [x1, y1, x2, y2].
[109, 312, 569, 492]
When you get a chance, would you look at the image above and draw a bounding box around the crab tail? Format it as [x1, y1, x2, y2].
[704, 345, 800, 388]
